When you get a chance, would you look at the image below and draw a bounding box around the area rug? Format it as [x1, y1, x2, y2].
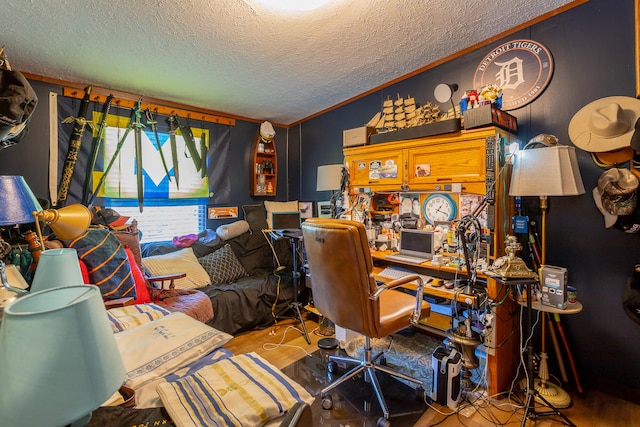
[343, 331, 442, 389]
[281, 330, 441, 426]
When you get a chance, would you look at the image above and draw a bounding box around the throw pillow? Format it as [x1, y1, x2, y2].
[264, 200, 299, 229]
[125, 246, 151, 304]
[242, 204, 268, 232]
[157, 352, 313, 427]
[215, 220, 250, 240]
[64, 228, 136, 300]
[112, 229, 143, 270]
[198, 244, 249, 285]
[142, 247, 211, 289]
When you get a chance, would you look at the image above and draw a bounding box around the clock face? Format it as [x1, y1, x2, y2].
[422, 193, 457, 224]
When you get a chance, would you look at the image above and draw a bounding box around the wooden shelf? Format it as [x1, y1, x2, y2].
[250, 131, 277, 196]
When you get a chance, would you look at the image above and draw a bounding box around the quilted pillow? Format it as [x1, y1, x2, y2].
[264, 200, 299, 229]
[198, 244, 249, 285]
[142, 247, 210, 289]
[64, 228, 136, 300]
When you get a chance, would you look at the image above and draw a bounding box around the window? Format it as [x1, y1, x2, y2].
[112, 204, 206, 243]
[96, 112, 209, 243]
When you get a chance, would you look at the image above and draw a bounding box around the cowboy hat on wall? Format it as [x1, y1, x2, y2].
[569, 96, 640, 153]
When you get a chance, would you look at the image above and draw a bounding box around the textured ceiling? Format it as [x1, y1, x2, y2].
[1, 0, 577, 125]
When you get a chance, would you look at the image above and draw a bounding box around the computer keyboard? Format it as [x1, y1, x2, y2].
[377, 267, 433, 286]
[384, 253, 431, 264]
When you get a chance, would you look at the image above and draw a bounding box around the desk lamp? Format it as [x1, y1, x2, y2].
[509, 140, 585, 408]
[0, 285, 126, 426]
[316, 164, 343, 218]
[0, 176, 43, 299]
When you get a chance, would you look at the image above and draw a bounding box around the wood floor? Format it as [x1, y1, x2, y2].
[224, 316, 640, 426]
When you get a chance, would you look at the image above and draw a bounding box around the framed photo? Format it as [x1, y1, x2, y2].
[317, 201, 332, 218]
[299, 201, 313, 218]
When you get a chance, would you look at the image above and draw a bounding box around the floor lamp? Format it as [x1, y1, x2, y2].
[509, 143, 584, 419]
[316, 164, 343, 218]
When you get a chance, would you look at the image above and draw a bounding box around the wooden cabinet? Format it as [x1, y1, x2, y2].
[250, 132, 277, 196]
[344, 127, 510, 195]
[346, 148, 405, 191]
[406, 138, 486, 193]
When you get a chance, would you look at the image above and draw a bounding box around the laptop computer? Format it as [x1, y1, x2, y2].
[271, 211, 303, 237]
[385, 228, 435, 264]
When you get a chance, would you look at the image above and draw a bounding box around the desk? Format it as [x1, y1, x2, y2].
[373, 249, 519, 397]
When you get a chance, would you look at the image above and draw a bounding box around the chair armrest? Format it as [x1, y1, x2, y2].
[371, 274, 427, 326]
[278, 402, 312, 427]
[104, 297, 135, 309]
[146, 272, 187, 290]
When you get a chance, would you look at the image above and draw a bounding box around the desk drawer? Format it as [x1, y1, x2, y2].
[419, 312, 453, 331]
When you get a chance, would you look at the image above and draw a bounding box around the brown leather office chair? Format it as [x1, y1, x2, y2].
[301, 218, 430, 424]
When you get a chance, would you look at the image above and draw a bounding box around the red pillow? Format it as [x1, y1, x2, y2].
[79, 259, 90, 283]
[125, 246, 151, 304]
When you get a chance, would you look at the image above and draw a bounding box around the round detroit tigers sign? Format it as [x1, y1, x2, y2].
[473, 39, 554, 111]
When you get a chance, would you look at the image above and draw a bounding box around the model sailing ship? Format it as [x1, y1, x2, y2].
[366, 93, 449, 133]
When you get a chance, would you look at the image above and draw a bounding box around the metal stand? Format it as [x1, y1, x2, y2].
[285, 232, 311, 344]
[521, 279, 575, 427]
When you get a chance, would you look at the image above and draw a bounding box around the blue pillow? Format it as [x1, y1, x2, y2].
[64, 227, 136, 300]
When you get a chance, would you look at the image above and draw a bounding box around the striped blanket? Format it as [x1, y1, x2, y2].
[156, 352, 314, 427]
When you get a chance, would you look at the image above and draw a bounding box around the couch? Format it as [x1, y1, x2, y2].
[139, 203, 298, 334]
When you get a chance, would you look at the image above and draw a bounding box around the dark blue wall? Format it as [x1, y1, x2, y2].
[295, 0, 640, 397]
[1, 0, 638, 399]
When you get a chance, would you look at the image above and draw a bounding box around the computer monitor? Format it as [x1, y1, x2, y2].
[271, 211, 302, 230]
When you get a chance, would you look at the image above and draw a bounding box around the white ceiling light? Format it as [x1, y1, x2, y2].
[247, 0, 335, 12]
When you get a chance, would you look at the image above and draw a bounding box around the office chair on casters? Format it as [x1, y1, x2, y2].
[301, 218, 431, 426]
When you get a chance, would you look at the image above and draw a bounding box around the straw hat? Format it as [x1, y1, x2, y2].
[569, 96, 640, 152]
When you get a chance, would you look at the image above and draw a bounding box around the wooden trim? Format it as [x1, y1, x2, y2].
[23, 72, 261, 126]
[290, 0, 588, 127]
[61, 87, 236, 126]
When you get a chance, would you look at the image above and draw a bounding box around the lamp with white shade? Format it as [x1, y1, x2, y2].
[509, 142, 585, 411]
[316, 164, 343, 218]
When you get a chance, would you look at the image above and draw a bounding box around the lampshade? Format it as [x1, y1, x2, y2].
[509, 145, 585, 197]
[316, 164, 343, 191]
[0, 175, 43, 226]
[0, 286, 125, 427]
[33, 204, 91, 240]
[30, 248, 84, 293]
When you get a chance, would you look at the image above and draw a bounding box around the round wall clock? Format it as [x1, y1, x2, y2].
[422, 193, 457, 224]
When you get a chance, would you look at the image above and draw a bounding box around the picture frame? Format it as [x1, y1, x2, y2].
[317, 201, 332, 218]
[299, 201, 313, 218]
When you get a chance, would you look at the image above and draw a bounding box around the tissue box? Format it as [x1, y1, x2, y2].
[540, 265, 568, 310]
[463, 105, 517, 133]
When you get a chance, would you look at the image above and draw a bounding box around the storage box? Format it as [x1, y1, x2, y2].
[540, 265, 568, 310]
[343, 126, 376, 147]
[463, 105, 517, 133]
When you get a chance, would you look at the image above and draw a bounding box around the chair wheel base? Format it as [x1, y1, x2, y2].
[321, 393, 333, 410]
[376, 416, 390, 427]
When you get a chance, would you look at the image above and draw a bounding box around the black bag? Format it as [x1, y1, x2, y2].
[0, 70, 37, 147]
